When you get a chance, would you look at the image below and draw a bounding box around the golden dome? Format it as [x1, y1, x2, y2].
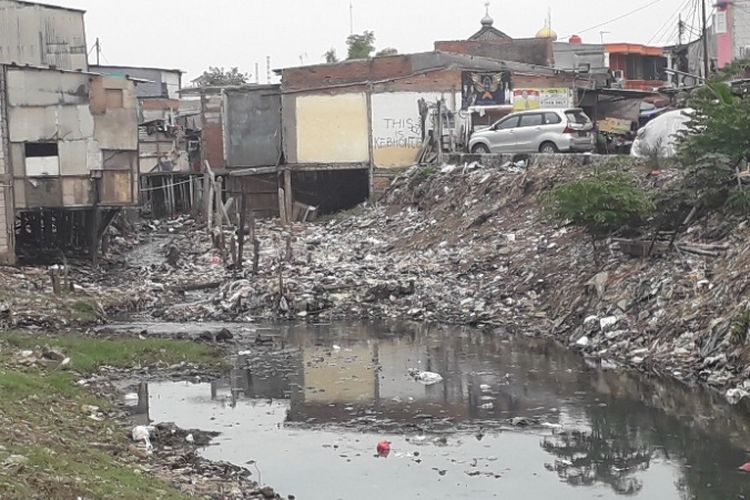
[536, 26, 558, 40]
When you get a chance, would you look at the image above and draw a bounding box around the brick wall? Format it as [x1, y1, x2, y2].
[434, 39, 554, 67]
[282, 56, 414, 92]
[0, 67, 15, 264]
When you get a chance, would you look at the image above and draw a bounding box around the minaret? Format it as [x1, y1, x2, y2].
[481, 1, 494, 27]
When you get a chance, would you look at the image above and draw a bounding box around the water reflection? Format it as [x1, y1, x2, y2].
[132, 322, 750, 499]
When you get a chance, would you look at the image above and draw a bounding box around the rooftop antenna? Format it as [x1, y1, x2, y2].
[349, 1, 354, 34]
[95, 37, 101, 66]
[547, 6, 552, 30]
[266, 56, 271, 84]
[255, 62, 260, 84]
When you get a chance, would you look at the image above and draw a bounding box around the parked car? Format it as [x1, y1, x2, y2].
[631, 108, 693, 159]
[469, 108, 595, 154]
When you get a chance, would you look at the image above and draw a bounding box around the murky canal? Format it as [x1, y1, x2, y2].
[132, 322, 750, 499]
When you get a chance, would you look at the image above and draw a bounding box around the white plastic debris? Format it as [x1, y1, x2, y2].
[408, 369, 444, 386]
[185, 433, 195, 444]
[600, 316, 619, 330]
[726, 388, 749, 405]
[131, 425, 154, 451]
[576, 336, 590, 347]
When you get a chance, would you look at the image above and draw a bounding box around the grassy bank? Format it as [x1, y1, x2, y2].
[0, 333, 225, 499]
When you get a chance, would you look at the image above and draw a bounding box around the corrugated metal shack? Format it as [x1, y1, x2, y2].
[179, 84, 284, 219]
[0, 64, 139, 262]
[93, 65, 193, 218]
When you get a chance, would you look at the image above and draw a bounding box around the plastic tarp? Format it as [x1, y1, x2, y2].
[631, 108, 694, 158]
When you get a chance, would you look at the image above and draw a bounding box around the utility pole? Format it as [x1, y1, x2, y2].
[678, 14, 684, 46]
[702, 0, 710, 78]
[95, 37, 101, 66]
[266, 56, 271, 84]
[255, 63, 259, 84]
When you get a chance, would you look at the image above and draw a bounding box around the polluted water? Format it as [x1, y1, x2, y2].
[127, 322, 750, 500]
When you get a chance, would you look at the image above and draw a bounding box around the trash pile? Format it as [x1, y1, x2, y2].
[150, 159, 750, 402]
[5, 160, 750, 403]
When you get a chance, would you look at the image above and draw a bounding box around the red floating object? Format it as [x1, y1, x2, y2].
[738, 462, 750, 472]
[377, 440, 391, 457]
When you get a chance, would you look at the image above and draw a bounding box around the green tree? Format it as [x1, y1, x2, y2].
[323, 48, 339, 64]
[542, 172, 653, 258]
[347, 31, 376, 59]
[677, 76, 750, 214]
[194, 67, 249, 87]
[376, 47, 399, 57]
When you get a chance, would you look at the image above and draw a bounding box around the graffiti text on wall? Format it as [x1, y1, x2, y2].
[373, 117, 423, 149]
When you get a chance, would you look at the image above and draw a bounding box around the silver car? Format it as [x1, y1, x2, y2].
[469, 108, 595, 154]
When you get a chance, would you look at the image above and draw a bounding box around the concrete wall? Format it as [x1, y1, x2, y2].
[223, 86, 281, 168]
[6, 67, 138, 209]
[0, 1, 87, 71]
[0, 67, 15, 263]
[554, 42, 608, 72]
[293, 92, 369, 164]
[371, 91, 444, 168]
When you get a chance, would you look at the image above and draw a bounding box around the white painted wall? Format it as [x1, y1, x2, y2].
[371, 91, 454, 168]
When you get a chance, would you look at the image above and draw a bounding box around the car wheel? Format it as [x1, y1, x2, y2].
[472, 144, 490, 154]
[539, 142, 558, 154]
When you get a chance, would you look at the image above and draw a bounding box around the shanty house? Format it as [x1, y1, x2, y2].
[0, 64, 139, 262]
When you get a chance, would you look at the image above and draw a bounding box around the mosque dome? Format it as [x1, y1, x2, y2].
[536, 26, 558, 40]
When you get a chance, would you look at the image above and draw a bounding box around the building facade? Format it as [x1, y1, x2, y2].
[713, 0, 750, 68]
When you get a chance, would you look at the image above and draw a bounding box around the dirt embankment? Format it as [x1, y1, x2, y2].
[374, 161, 750, 399]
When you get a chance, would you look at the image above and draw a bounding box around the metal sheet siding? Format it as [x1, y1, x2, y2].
[0, 1, 87, 71]
[224, 89, 281, 168]
[295, 92, 369, 164]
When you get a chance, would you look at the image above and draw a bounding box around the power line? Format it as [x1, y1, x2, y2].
[564, 0, 666, 37]
[647, 0, 692, 45]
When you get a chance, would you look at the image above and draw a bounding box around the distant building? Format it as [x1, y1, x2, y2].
[91, 65, 182, 100]
[434, 6, 554, 67]
[716, 0, 750, 68]
[0, 0, 87, 71]
[605, 43, 668, 90]
[554, 37, 608, 74]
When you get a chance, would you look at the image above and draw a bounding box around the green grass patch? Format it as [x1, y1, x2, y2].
[2, 332, 226, 374]
[0, 333, 228, 499]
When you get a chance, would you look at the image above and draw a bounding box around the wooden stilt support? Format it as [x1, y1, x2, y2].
[237, 193, 247, 270]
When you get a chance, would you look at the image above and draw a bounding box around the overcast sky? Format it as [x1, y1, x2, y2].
[52, 0, 705, 81]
